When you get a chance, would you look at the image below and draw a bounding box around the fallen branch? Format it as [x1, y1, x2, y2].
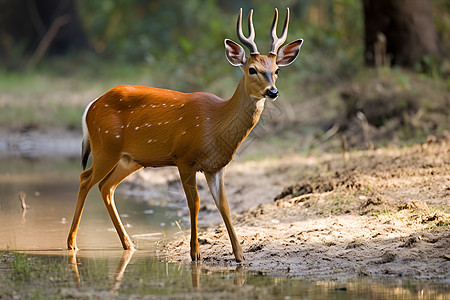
[19, 191, 28, 223]
[290, 191, 333, 203]
[19, 191, 27, 211]
[27, 14, 71, 69]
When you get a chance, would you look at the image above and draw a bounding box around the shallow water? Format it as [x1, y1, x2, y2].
[2, 249, 448, 299]
[2, 249, 449, 299]
[0, 158, 449, 299]
[0, 158, 181, 251]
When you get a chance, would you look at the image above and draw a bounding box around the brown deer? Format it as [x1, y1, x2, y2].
[67, 8, 303, 262]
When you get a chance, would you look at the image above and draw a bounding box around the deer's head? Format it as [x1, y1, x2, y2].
[225, 8, 303, 101]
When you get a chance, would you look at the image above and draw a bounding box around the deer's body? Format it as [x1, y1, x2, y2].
[85, 81, 263, 173]
[68, 8, 302, 262]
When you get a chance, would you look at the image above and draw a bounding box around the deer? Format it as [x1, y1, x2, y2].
[67, 8, 303, 262]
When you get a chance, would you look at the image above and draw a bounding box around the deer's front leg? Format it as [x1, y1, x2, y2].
[205, 169, 245, 262]
[178, 166, 201, 261]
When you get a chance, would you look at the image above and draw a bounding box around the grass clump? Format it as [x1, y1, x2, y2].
[11, 253, 32, 282]
[0, 251, 74, 298]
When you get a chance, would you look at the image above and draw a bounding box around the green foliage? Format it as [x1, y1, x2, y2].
[77, 0, 227, 61]
[77, 0, 233, 92]
[73, 0, 364, 95]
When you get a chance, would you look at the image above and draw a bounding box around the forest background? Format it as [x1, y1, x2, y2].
[0, 0, 449, 155]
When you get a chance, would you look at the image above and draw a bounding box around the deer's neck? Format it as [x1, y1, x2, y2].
[228, 76, 265, 120]
[224, 76, 265, 133]
[214, 77, 265, 150]
[197, 76, 265, 171]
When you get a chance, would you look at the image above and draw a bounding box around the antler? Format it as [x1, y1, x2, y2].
[269, 8, 290, 55]
[237, 8, 259, 55]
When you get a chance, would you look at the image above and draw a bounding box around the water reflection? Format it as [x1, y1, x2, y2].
[65, 249, 268, 296]
[190, 262, 246, 289]
[67, 249, 248, 293]
[58, 249, 450, 299]
[68, 249, 135, 294]
[111, 249, 135, 293]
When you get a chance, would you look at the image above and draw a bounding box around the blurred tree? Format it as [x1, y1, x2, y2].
[0, 0, 90, 68]
[217, 0, 250, 13]
[363, 0, 442, 69]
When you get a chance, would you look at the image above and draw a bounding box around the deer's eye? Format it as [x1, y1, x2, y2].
[249, 67, 257, 75]
[275, 69, 279, 75]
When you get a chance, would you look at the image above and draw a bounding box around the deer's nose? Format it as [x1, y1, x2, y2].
[266, 88, 278, 99]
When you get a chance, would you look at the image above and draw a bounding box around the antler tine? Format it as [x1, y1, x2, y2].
[270, 8, 279, 44]
[269, 8, 290, 55]
[237, 8, 259, 55]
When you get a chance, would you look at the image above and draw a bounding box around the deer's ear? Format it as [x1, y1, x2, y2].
[225, 39, 247, 66]
[276, 39, 303, 67]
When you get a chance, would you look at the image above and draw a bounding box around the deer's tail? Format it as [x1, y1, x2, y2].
[81, 100, 95, 170]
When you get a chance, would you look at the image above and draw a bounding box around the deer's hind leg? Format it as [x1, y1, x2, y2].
[98, 156, 143, 250]
[68, 167, 95, 250]
[68, 153, 122, 250]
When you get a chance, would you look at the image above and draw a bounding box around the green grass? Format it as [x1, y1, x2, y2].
[0, 251, 71, 299]
[0, 104, 86, 131]
[0, 251, 116, 298]
[11, 253, 32, 281]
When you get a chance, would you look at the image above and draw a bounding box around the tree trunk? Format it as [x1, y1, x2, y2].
[0, 0, 90, 68]
[32, 0, 90, 55]
[363, 0, 442, 68]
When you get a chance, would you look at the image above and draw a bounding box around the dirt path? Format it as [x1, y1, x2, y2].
[158, 139, 450, 280]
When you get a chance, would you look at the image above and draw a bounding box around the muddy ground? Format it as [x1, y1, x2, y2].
[127, 137, 450, 280]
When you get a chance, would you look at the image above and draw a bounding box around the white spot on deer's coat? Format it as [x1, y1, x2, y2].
[182, 131, 186, 135]
[196, 124, 200, 127]
[116, 135, 120, 138]
[105, 130, 109, 134]
[158, 122, 161, 125]
[105, 104, 109, 107]
[178, 117, 183, 120]
[181, 104, 185, 107]
[121, 125, 124, 128]
[164, 121, 169, 124]
[131, 111, 134, 114]
[148, 139, 153, 143]
[147, 124, 152, 127]
[135, 127, 139, 130]
[118, 110, 121, 113]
